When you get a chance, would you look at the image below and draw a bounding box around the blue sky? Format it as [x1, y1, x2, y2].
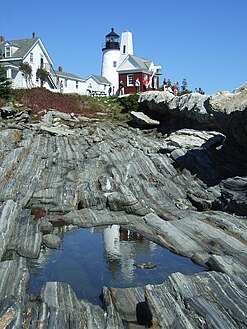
[1, 0, 246, 94]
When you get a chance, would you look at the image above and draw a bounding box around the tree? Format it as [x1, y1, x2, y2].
[0, 65, 12, 100]
[36, 68, 49, 87]
[19, 62, 32, 87]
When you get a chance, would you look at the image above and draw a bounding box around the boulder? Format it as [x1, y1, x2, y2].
[207, 88, 247, 147]
[139, 84, 247, 148]
[130, 111, 160, 126]
[0, 103, 16, 119]
[218, 176, 247, 215]
[43, 234, 61, 249]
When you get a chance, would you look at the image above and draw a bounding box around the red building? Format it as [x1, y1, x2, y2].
[117, 54, 162, 94]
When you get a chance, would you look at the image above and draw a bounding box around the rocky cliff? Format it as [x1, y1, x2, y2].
[0, 85, 246, 328]
[138, 84, 247, 149]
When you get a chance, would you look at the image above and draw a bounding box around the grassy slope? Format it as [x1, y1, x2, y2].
[9, 88, 136, 122]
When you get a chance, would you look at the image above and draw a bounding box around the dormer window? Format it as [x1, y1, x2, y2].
[5, 44, 11, 57]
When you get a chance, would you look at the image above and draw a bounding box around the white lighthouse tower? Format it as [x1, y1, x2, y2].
[101, 28, 120, 91]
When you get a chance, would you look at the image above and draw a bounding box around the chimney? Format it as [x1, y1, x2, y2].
[58, 66, 63, 72]
[0, 36, 5, 42]
[32, 32, 35, 38]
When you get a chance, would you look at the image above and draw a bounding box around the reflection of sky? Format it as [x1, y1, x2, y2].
[27, 225, 205, 305]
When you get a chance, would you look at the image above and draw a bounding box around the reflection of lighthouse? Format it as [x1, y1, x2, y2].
[103, 224, 121, 258]
[103, 225, 135, 282]
[103, 225, 156, 283]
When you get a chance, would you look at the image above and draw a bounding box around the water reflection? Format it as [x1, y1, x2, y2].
[27, 225, 205, 304]
[103, 225, 155, 283]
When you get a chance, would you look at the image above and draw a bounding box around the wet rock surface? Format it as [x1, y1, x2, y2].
[0, 87, 247, 328]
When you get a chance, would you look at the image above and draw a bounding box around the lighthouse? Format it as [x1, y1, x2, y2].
[101, 28, 120, 90]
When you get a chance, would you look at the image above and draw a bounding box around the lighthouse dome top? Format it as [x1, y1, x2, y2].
[102, 28, 120, 51]
[106, 28, 120, 39]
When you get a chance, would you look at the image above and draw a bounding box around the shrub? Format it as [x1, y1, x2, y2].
[36, 68, 49, 87]
[19, 62, 32, 87]
[117, 93, 139, 113]
[13, 88, 112, 120]
[0, 65, 12, 100]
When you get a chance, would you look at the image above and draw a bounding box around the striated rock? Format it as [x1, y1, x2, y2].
[102, 285, 146, 326]
[0, 95, 246, 328]
[206, 254, 247, 275]
[0, 200, 19, 260]
[145, 271, 247, 328]
[14, 111, 30, 123]
[0, 296, 24, 329]
[218, 176, 247, 215]
[30, 282, 106, 329]
[164, 129, 225, 151]
[8, 208, 42, 258]
[103, 271, 247, 328]
[0, 259, 29, 302]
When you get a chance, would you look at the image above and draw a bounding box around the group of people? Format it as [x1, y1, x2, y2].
[117, 76, 148, 95]
[163, 78, 179, 96]
[87, 75, 155, 97]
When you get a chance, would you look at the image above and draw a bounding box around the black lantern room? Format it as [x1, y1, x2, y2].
[102, 28, 120, 51]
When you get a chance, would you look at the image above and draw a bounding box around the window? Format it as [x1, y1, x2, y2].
[76, 80, 78, 89]
[65, 79, 67, 88]
[127, 74, 134, 86]
[36, 73, 39, 82]
[113, 61, 117, 67]
[30, 52, 33, 63]
[40, 55, 44, 68]
[123, 45, 126, 54]
[5, 46, 11, 57]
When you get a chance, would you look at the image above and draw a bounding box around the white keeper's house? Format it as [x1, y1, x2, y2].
[0, 33, 87, 95]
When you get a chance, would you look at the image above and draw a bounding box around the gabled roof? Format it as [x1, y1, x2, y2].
[129, 55, 152, 70]
[0, 38, 38, 59]
[86, 74, 111, 85]
[55, 70, 85, 81]
[0, 37, 54, 65]
[117, 54, 153, 73]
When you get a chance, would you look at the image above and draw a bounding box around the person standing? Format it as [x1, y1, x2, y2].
[87, 83, 92, 96]
[173, 82, 179, 96]
[108, 85, 112, 96]
[142, 75, 148, 92]
[135, 78, 140, 93]
[163, 78, 168, 91]
[119, 81, 125, 95]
